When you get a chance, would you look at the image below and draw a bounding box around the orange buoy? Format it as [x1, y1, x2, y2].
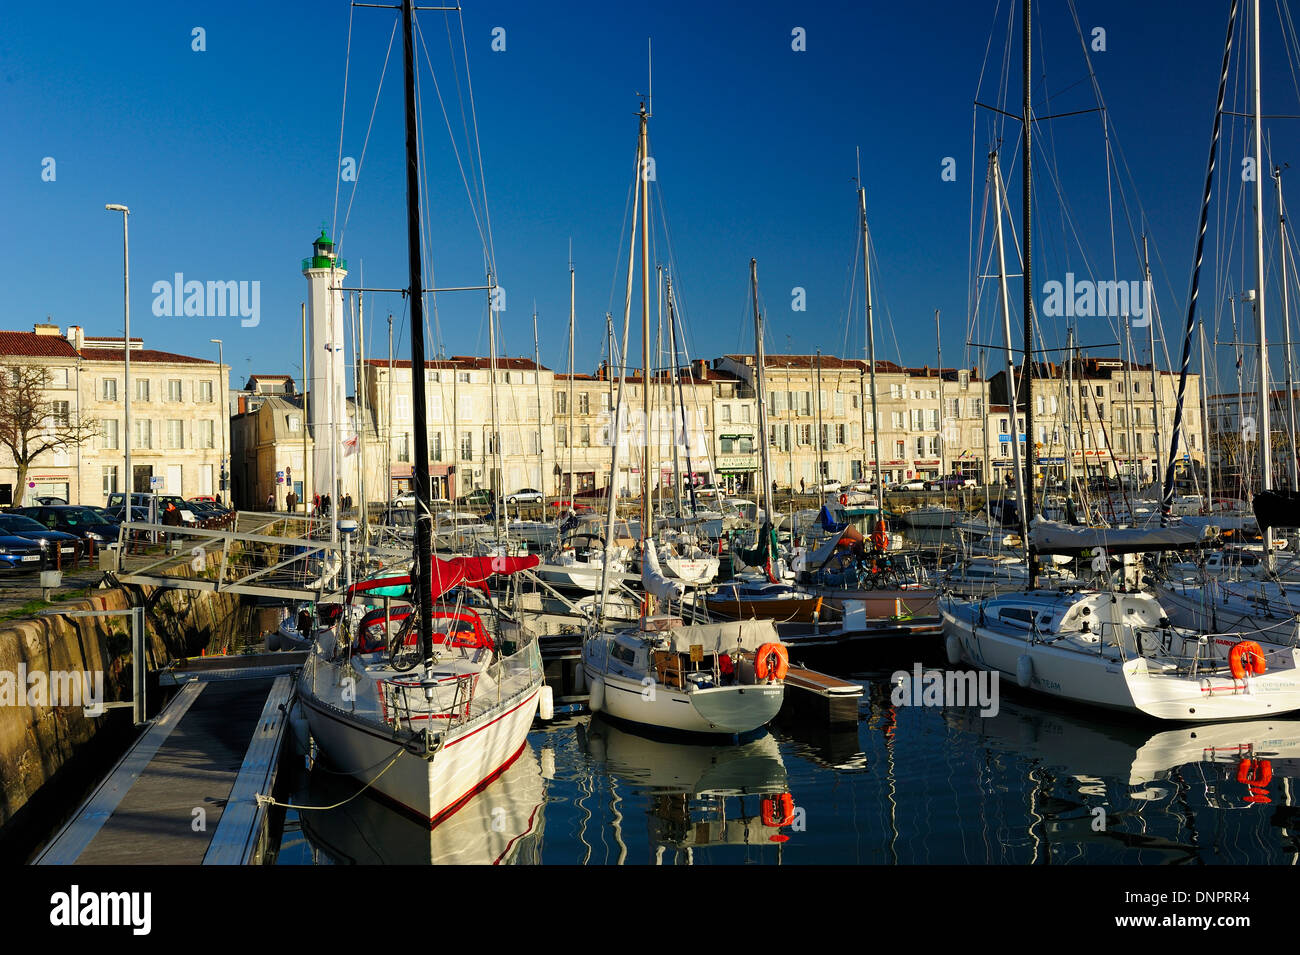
[755, 642, 789, 682]
[1229, 640, 1266, 679]
[761, 793, 795, 827]
[1237, 757, 1273, 804]
[839, 493, 848, 506]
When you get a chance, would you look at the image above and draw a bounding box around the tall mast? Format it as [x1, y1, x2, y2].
[386, 313, 393, 504]
[1250, 0, 1273, 565]
[667, 274, 696, 515]
[302, 303, 310, 513]
[935, 309, 944, 481]
[752, 259, 775, 526]
[1199, 321, 1214, 504]
[568, 259, 576, 500]
[400, 0, 434, 660]
[859, 186, 884, 509]
[1142, 236, 1162, 486]
[1021, 0, 1038, 581]
[533, 306, 546, 499]
[357, 289, 368, 533]
[488, 273, 503, 540]
[1275, 165, 1299, 489]
[1160, 0, 1238, 522]
[991, 151, 1032, 573]
[638, 101, 652, 566]
[814, 350, 825, 490]
[1064, 327, 1074, 494]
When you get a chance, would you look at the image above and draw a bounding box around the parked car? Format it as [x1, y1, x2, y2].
[814, 480, 842, 493]
[11, 506, 120, 550]
[892, 479, 929, 492]
[0, 534, 45, 573]
[391, 491, 416, 507]
[34, 496, 69, 505]
[0, 514, 82, 566]
[456, 488, 496, 509]
[506, 488, 544, 505]
[926, 475, 977, 491]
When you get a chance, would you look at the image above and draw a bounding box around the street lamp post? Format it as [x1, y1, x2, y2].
[105, 204, 130, 538]
[209, 339, 225, 503]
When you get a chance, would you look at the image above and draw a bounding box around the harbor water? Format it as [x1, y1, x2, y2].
[273, 666, 1300, 865]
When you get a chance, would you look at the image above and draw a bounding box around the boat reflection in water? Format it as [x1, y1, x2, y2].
[581, 717, 797, 863]
[946, 697, 1300, 862]
[295, 741, 547, 865]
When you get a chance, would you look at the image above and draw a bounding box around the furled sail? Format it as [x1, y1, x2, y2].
[1028, 517, 1212, 555]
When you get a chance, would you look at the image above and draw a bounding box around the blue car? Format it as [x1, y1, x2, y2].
[0, 514, 82, 567]
[0, 534, 46, 572]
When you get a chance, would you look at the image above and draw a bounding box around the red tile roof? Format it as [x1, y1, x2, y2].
[78, 348, 216, 364]
[0, 331, 81, 358]
[365, 356, 549, 371]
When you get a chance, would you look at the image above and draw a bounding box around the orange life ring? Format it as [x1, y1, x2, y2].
[754, 642, 789, 682]
[839, 493, 848, 506]
[761, 793, 795, 827]
[1229, 640, 1266, 679]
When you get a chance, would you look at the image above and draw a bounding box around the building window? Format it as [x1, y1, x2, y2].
[287, 415, 300, 433]
[102, 466, 118, 496]
[167, 419, 185, 449]
[397, 433, 410, 462]
[457, 371, 471, 384]
[136, 379, 150, 402]
[460, 432, 473, 460]
[50, 401, 70, 427]
[199, 380, 214, 403]
[555, 392, 567, 415]
[103, 378, 118, 401]
[199, 420, 215, 449]
[578, 393, 590, 415]
[168, 379, 183, 402]
[134, 419, 152, 449]
[50, 367, 69, 388]
[721, 405, 732, 424]
[102, 419, 119, 450]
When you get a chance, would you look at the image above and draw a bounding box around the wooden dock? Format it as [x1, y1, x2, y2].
[780, 665, 864, 725]
[34, 658, 297, 866]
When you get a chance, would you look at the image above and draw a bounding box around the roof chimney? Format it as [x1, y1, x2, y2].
[65, 326, 85, 350]
[33, 322, 60, 336]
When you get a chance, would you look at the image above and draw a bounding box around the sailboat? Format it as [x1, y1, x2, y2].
[583, 98, 785, 738]
[294, 0, 546, 823]
[944, 0, 1300, 722]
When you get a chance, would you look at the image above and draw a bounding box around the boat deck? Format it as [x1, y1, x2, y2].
[34, 663, 296, 865]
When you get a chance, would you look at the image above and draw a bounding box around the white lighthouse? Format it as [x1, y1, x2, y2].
[302, 228, 349, 505]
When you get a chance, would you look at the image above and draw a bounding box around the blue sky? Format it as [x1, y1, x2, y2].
[2, 1, 1296, 395]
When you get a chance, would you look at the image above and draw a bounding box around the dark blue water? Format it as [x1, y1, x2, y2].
[274, 671, 1300, 865]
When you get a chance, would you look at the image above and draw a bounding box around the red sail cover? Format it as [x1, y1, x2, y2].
[347, 555, 539, 602]
[432, 555, 540, 598]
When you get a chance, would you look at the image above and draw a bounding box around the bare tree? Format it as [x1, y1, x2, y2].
[0, 365, 99, 506]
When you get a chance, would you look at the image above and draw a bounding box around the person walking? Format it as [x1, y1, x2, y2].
[266, 492, 275, 512]
[313, 493, 321, 515]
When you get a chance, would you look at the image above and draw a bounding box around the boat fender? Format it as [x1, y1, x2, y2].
[288, 700, 311, 758]
[538, 684, 554, 721]
[1016, 654, 1034, 689]
[945, 633, 962, 666]
[589, 676, 605, 713]
[1229, 640, 1266, 679]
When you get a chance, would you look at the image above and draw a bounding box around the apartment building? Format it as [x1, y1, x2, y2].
[0, 323, 228, 506]
[988, 358, 1203, 484]
[363, 356, 556, 501]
